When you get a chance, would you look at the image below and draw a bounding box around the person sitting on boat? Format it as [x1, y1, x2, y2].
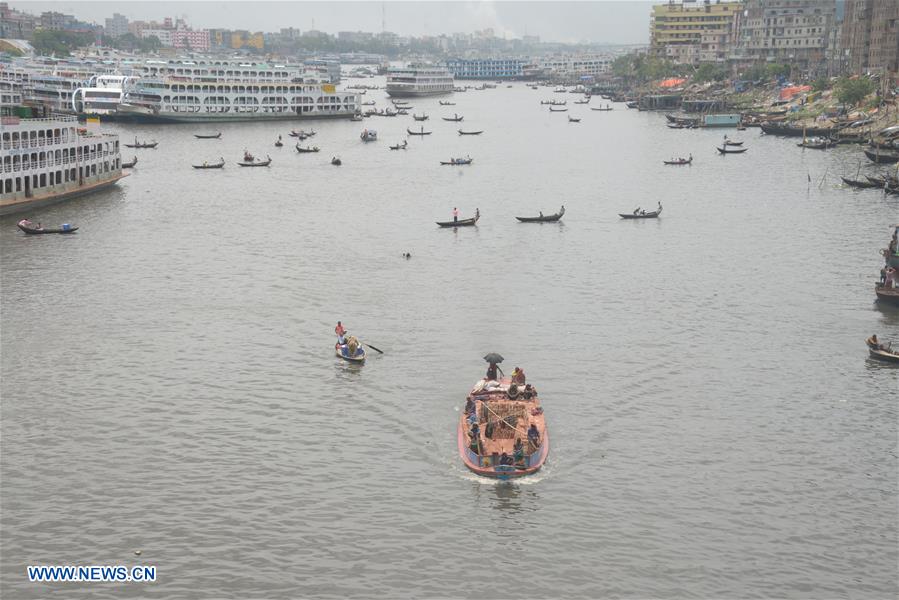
[640, 209, 646, 216]
[867, 334, 883, 350]
[633, 207, 641, 215]
[539, 211, 544, 218]
[464, 397, 476, 415]
[486, 362, 498, 381]
[513, 438, 525, 464]
[346, 336, 360, 357]
[511, 367, 526, 385]
[507, 383, 520, 399]
[499, 452, 514, 466]
[527, 424, 540, 448]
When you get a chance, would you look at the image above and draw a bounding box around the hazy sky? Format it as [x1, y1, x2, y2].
[10, 1, 655, 45]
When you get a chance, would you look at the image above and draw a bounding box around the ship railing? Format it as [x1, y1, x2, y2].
[2, 152, 114, 173]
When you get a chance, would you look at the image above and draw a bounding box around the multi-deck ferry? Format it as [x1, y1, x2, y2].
[0, 115, 127, 215]
[111, 60, 360, 123]
[385, 65, 454, 97]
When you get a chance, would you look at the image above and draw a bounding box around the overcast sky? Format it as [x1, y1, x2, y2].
[10, 1, 655, 45]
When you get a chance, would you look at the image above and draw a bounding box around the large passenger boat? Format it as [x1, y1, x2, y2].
[385, 65, 454, 97]
[0, 115, 126, 215]
[458, 373, 549, 479]
[111, 60, 359, 123]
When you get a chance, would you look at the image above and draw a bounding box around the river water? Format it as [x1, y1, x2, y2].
[1, 79, 897, 599]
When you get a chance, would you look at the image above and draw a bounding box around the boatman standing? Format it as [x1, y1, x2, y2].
[453, 207, 459, 223]
[335, 321, 346, 345]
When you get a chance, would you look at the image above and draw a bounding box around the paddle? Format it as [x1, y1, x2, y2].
[364, 343, 384, 354]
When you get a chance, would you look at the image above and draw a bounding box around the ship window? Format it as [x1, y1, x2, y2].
[39, 173, 46, 187]
[91, 164, 96, 176]
[56, 170, 62, 183]
[1, 132, 8, 149]
[15, 177, 21, 192]
[4, 179, 11, 193]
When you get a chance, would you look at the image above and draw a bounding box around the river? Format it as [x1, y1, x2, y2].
[1, 79, 897, 599]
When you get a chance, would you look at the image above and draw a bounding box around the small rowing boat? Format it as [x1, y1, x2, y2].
[568, 116, 580, 123]
[841, 176, 878, 189]
[440, 157, 473, 165]
[124, 140, 157, 149]
[194, 132, 221, 139]
[867, 336, 899, 363]
[442, 114, 464, 122]
[436, 211, 480, 227]
[295, 145, 320, 153]
[516, 206, 564, 223]
[335, 338, 365, 363]
[122, 156, 137, 168]
[458, 129, 483, 135]
[717, 146, 748, 154]
[620, 203, 662, 219]
[875, 284, 899, 305]
[237, 156, 271, 167]
[17, 219, 78, 234]
[663, 157, 692, 165]
[193, 158, 225, 169]
[407, 128, 431, 136]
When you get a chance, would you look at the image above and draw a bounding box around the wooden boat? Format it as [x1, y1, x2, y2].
[724, 140, 743, 146]
[516, 206, 564, 223]
[124, 141, 158, 149]
[439, 101, 455, 106]
[591, 106, 613, 111]
[568, 116, 581, 123]
[407, 128, 431, 136]
[864, 149, 899, 164]
[549, 107, 568, 112]
[663, 158, 692, 165]
[626, 101, 638, 109]
[389, 142, 408, 150]
[349, 114, 363, 122]
[574, 99, 590, 104]
[122, 157, 137, 168]
[442, 115, 464, 122]
[457, 376, 549, 479]
[760, 122, 833, 137]
[194, 132, 221, 139]
[289, 129, 316, 138]
[17, 219, 78, 234]
[717, 146, 748, 154]
[458, 130, 483, 135]
[440, 158, 473, 165]
[875, 284, 899, 305]
[331, 157, 342, 166]
[413, 114, 428, 121]
[237, 156, 271, 167]
[870, 346, 899, 363]
[436, 212, 479, 227]
[865, 175, 899, 187]
[797, 138, 834, 149]
[841, 176, 878, 189]
[192, 159, 225, 169]
[274, 140, 283, 147]
[335, 341, 365, 363]
[295, 145, 320, 153]
[361, 130, 378, 142]
[620, 204, 662, 219]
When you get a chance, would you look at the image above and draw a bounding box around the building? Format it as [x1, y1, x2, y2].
[845, 0, 899, 76]
[140, 28, 172, 46]
[650, 0, 744, 65]
[0, 2, 37, 40]
[337, 31, 373, 44]
[104, 13, 129, 38]
[230, 30, 264, 50]
[171, 29, 210, 51]
[445, 58, 528, 79]
[539, 54, 614, 80]
[39, 11, 76, 31]
[733, 0, 837, 77]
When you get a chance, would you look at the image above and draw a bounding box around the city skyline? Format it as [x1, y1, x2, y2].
[9, 1, 654, 45]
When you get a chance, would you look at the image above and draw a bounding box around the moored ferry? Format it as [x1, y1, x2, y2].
[386, 65, 453, 98]
[458, 372, 549, 479]
[0, 115, 126, 216]
[111, 60, 359, 123]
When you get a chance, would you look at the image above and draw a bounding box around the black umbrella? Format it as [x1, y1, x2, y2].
[483, 353, 504, 364]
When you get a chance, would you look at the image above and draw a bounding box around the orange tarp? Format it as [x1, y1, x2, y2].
[659, 78, 686, 89]
[780, 85, 811, 101]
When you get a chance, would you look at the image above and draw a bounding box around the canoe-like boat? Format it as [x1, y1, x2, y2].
[724, 140, 743, 146]
[124, 141, 157, 149]
[274, 140, 284, 147]
[866, 175, 899, 187]
[237, 157, 271, 167]
[194, 132, 221, 139]
[568, 117, 581, 123]
[841, 176, 878, 189]
[717, 146, 748, 154]
[620, 204, 662, 219]
[875, 284, 899, 305]
[335, 341, 365, 363]
[439, 101, 456, 106]
[549, 107, 568, 112]
[760, 122, 833, 137]
[591, 107, 613, 111]
[442, 115, 464, 122]
[574, 100, 590, 104]
[436, 212, 480, 227]
[870, 347, 899, 363]
[122, 156, 137, 168]
[797, 138, 834, 149]
[331, 157, 342, 166]
[17, 219, 78, 234]
[289, 129, 316, 138]
[389, 142, 408, 150]
[663, 158, 692, 165]
[458, 130, 483, 135]
[440, 158, 473, 165]
[413, 114, 428, 121]
[193, 159, 225, 169]
[296, 145, 320, 153]
[516, 206, 564, 222]
[864, 149, 899, 164]
[457, 376, 549, 479]
[407, 128, 431, 136]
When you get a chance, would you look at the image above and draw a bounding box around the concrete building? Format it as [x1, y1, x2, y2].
[171, 29, 210, 52]
[230, 31, 264, 50]
[842, 0, 872, 74]
[140, 29, 173, 46]
[869, 0, 899, 75]
[39, 11, 76, 31]
[0, 2, 37, 40]
[539, 54, 613, 80]
[733, 0, 837, 77]
[104, 13, 128, 38]
[650, 0, 744, 65]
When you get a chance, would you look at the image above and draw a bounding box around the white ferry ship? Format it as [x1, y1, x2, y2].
[112, 60, 359, 123]
[0, 115, 127, 215]
[385, 65, 454, 97]
[72, 75, 139, 117]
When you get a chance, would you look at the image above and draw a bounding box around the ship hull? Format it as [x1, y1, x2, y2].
[92, 109, 357, 124]
[385, 89, 454, 98]
[0, 174, 128, 216]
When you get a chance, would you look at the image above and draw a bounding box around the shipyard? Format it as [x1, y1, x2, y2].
[1, 1, 897, 599]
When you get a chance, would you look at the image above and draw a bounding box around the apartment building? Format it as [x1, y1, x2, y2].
[650, 0, 744, 65]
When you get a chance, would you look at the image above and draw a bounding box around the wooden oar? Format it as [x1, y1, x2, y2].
[364, 343, 384, 354]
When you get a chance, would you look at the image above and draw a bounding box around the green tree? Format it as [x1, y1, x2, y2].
[811, 76, 830, 92]
[765, 63, 790, 78]
[834, 76, 875, 106]
[32, 30, 94, 57]
[694, 63, 727, 83]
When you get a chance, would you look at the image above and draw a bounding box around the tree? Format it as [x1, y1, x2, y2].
[694, 63, 727, 83]
[32, 30, 94, 57]
[811, 77, 830, 92]
[835, 76, 875, 106]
